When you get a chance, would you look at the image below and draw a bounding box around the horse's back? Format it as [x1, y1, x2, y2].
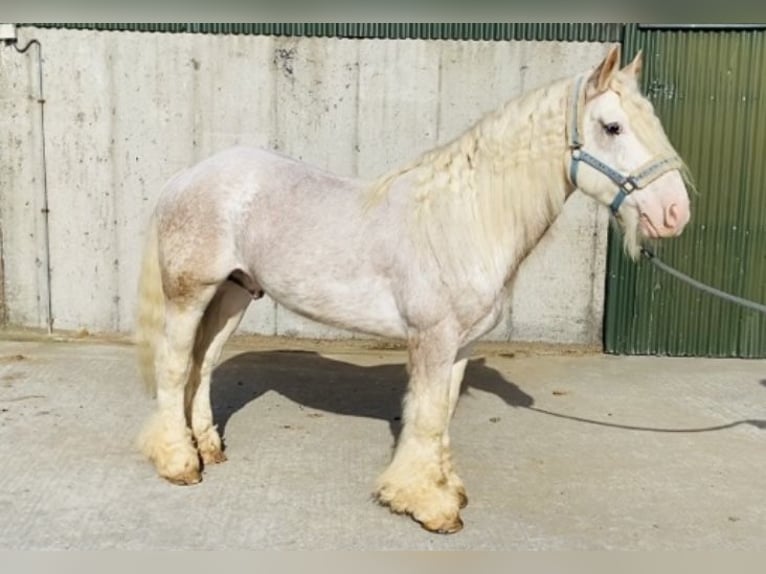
[159, 146, 360, 206]
[155, 146, 367, 247]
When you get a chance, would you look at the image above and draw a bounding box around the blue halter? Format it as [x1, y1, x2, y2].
[567, 76, 683, 216]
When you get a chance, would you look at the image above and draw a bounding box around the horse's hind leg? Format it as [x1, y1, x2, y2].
[141, 284, 218, 485]
[187, 281, 252, 465]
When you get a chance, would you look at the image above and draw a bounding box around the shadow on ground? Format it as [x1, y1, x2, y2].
[212, 350, 765, 444]
[212, 350, 531, 441]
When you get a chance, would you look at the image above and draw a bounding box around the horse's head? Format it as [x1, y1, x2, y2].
[569, 45, 692, 259]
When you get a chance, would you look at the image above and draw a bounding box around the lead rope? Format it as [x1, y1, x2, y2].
[640, 246, 766, 314]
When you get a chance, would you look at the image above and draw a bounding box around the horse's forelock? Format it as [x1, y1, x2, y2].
[612, 77, 666, 149]
[611, 74, 696, 195]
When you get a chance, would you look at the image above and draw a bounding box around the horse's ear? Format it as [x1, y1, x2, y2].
[588, 44, 621, 93]
[622, 50, 643, 79]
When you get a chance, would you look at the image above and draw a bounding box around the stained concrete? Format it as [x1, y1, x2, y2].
[0, 335, 763, 550]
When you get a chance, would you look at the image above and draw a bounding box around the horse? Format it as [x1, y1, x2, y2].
[135, 45, 692, 534]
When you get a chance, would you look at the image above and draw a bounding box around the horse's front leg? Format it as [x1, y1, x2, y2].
[376, 330, 464, 533]
[442, 349, 471, 509]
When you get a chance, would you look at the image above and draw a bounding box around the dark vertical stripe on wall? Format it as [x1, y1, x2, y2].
[18, 23, 624, 42]
[606, 26, 766, 357]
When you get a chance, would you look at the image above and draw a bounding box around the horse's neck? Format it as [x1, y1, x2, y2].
[404, 77, 573, 287]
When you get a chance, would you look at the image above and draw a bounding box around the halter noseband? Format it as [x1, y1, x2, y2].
[567, 75, 683, 216]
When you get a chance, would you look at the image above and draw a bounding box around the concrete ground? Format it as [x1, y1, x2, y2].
[0, 334, 763, 550]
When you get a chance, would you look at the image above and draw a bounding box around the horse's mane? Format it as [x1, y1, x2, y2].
[366, 75, 573, 278]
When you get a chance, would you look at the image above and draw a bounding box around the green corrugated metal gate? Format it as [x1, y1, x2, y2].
[605, 25, 766, 358]
[20, 23, 766, 357]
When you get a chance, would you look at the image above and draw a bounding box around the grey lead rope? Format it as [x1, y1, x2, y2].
[640, 247, 766, 314]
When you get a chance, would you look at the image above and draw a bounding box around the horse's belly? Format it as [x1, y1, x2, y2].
[259, 273, 407, 339]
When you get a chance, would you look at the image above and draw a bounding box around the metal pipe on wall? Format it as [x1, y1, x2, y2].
[7, 36, 54, 334]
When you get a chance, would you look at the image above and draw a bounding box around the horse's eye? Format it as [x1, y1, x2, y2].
[603, 122, 622, 136]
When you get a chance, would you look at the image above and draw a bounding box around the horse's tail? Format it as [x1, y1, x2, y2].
[135, 214, 164, 394]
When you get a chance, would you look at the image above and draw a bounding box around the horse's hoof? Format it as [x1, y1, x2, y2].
[200, 448, 227, 466]
[421, 514, 464, 534]
[164, 468, 202, 486]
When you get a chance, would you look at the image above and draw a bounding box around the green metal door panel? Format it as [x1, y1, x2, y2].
[606, 26, 766, 357]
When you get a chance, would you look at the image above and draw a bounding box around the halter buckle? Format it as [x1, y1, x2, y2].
[621, 177, 638, 193]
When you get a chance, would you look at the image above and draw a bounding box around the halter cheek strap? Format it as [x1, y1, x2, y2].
[567, 75, 683, 216]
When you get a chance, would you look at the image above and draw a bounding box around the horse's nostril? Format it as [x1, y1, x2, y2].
[665, 203, 680, 228]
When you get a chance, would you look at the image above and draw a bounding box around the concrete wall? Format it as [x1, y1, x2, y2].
[0, 28, 611, 344]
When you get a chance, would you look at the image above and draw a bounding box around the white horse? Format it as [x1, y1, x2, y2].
[135, 45, 691, 533]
